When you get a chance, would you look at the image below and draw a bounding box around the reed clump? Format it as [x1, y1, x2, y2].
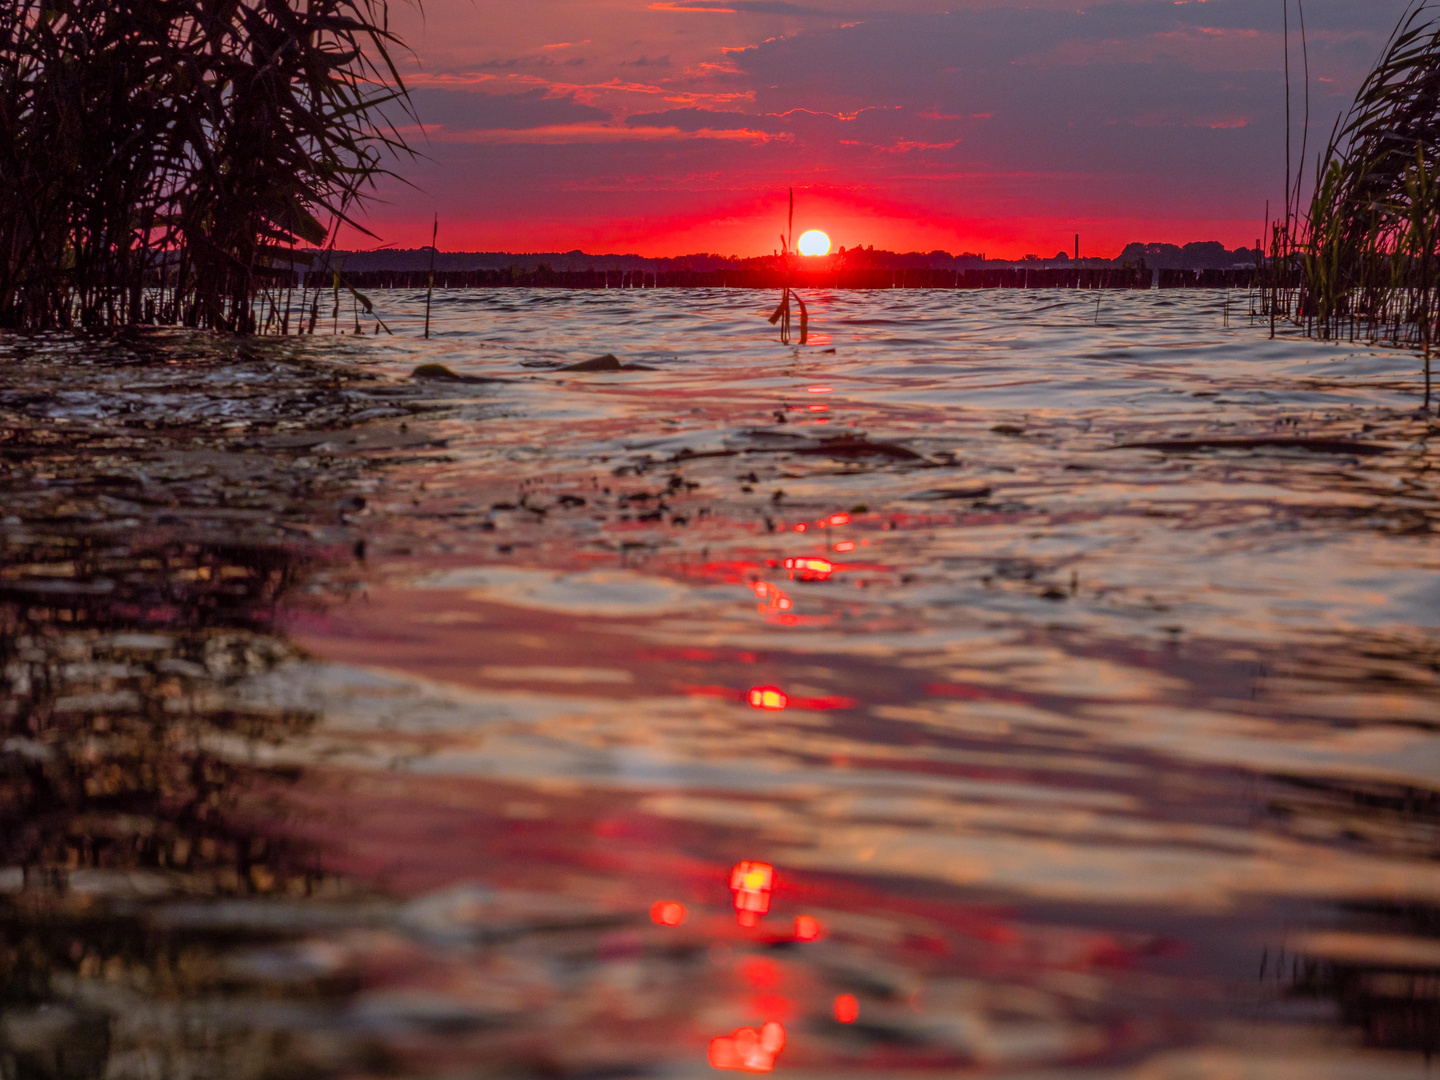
[0, 0, 412, 333]
[1267, 0, 1440, 408]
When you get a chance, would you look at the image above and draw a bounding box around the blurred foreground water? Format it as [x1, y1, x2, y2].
[2, 289, 1439, 1079]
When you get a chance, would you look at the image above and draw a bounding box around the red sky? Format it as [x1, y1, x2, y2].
[344, 0, 1410, 259]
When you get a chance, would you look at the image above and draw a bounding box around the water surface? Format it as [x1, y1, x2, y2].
[3, 289, 1438, 1078]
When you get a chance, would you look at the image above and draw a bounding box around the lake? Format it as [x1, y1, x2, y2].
[2, 287, 1438, 1079]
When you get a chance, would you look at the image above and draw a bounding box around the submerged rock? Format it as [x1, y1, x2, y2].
[797, 435, 926, 461]
[906, 486, 993, 501]
[1113, 436, 1391, 456]
[560, 355, 655, 372]
[411, 363, 505, 383]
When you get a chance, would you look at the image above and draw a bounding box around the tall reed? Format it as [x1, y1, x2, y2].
[767, 187, 808, 345]
[0, 0, 413, 333]
[1270, 0, 1440, 408]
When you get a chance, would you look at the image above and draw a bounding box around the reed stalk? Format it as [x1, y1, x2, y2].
[0, 0, 415, 333]
[424, 213, 437, 339]
[766, 187, 808, 345]
[1267, 1, 1440, 410]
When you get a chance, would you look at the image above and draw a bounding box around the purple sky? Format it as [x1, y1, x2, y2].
[348, 0, 1411, 258]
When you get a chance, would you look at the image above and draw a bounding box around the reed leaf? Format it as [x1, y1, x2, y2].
[1285, 0, 1440, 407]
[0, 0, 416, 333]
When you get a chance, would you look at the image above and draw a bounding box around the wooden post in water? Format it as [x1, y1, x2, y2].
[424, 214, 437, 340]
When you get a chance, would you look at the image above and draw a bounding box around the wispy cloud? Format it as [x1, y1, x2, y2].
[418, 123, 789, 145]
[648, 0, 830, 13]
[408, 72, 755, 111]
[687, 61, 743, 76]
[356, 0, 1411, 258]
[405, 72, 500, 88]
[878, 139, 960, 153]
[763, 105, 896, 121]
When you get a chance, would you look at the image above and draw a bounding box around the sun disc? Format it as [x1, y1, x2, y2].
[797, 229, 830, 257]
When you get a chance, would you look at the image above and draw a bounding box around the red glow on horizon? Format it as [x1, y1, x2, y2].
[828, 513, 850, 526]
[709, 1022, 786, 1073]
[342, 182, 1267, 264]
[651, 901, 688, 926]
[834, 541, 856, 552]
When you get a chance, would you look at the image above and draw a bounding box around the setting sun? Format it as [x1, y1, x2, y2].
[797, 229, 831, 256]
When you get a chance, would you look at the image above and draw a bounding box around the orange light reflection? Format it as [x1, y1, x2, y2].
[834, 994, 859, 1024]
[747, 686, 788, 711]
[651, 901, 687, 926]
[709, 1022, 786, 1073]
[794, 915, 824, 941]
[784, 556, 834, 581]
[730, 860, 774, 923]
[750, 581, 794, 616]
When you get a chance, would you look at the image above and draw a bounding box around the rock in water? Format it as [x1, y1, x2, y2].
[562, 355, 623, 371]
[411, 364, 504, 383]
[561, 355, 656, 372]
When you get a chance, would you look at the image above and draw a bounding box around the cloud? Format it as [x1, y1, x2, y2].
[686, 61, 744, 76]
[352, 0, 1417, 258]
[626, 107, 781, 133]
[763, 105, 893, 121]
[456, 73, 757, 111]
[409, 88, 609, 131]
[469, 54, 588, 69]
[421, 123, 790, 145]
[878, 139, 960, 153]
[648, 0, 830, 13]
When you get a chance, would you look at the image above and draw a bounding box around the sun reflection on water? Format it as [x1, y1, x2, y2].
[709, 1021, 787, 1073]
[10, 292, 1440, 1077]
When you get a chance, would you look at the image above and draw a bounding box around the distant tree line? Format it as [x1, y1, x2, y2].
[0, 0, 411, 332]
[305, 240, 1260, 280]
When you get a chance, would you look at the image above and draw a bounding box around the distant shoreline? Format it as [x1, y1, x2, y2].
[299, 240, 1260, 278]
[320, 265, 1257, 291]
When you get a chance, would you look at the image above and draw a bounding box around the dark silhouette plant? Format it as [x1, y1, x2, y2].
[1285, 0, 1440, 409]
[767, 187, 808, 345]
[0, 0, 415, 332]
